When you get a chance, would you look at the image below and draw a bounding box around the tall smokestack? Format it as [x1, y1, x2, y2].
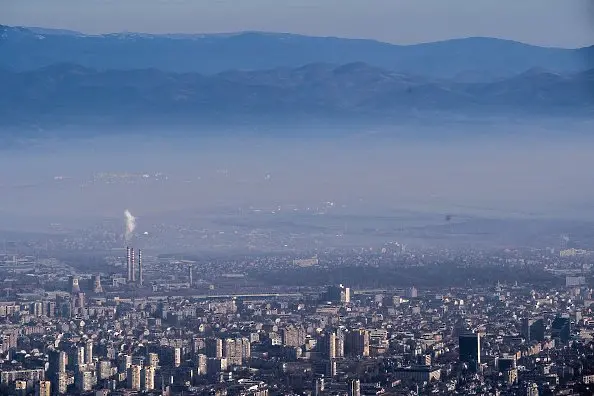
[138, 250, 143, 286]
[126, 247, 132, 282]
[130, 248, 136, 282]
[189, 265, 193, 287]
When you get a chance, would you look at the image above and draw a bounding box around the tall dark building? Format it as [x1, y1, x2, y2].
[459, 333, 481, 369]
[48, 349, 67, 376]
[206, 338, 223, 358]
[551, 317, 571, 343]
[324, 284, 350, 303]
[522, 317, 545, 342]
[497, 356, 517, 372]
[345, 329, 370, 357]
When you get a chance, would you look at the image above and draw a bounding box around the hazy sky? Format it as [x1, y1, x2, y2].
[2, 0, 594, 47]
[2, 130, 594, 221]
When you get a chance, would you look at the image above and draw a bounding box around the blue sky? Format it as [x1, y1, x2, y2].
[2, 0, 593, 47]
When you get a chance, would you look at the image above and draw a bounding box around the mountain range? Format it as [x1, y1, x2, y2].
[1, 63, 593, 128]
[1, 25, 594, 130]
[1, 24, 593, 80]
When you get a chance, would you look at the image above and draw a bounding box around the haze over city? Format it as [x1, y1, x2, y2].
[1, 1, 594, 396]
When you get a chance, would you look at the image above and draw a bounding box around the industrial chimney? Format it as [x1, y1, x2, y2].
[138, 249, 143, 286]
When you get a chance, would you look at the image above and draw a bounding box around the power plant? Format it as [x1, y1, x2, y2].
[126, 247, 143, 286]
[138, 249, 143, 286]
[131, 247, 136, 282]
[126, 247, 132, 282]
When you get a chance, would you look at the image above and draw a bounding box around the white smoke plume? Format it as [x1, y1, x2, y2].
[124, 209, 136, 241]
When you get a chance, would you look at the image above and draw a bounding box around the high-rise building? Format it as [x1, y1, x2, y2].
[325, 284, 351, 303]
[56, 296, 71, 318]
[85, 340, 93, 365]
[92, 275, 103, 293]
[327, 359, 337, 377]
[73, 292, 85, 310]
[141, 366, 155, 391]
[418, 354, 432, 366]
[327, 332, 337, 359]
[223, 338, 239, 365]
[314, 378, 325, 396]
[36, 380, 51, 396]
[132, 356, 145, 367]
[282, 325, 307, 347]
[552, 317, 571, 343]
[241, 337, 251, 360]
[75, 370, 94, 392]
[322, 331, 344, 359]
[496, 355, 517, 372]
[0, 330, 18, 350]
[76, 346, 85, 368]
[43, 301, 56, 317]
[48, 351, 68, 396]
[127, 365, 142, 390]
[31, 301, 43, 317]
[69, 276, 81, 294]
[188, 265, 193, 286]
[0, 369, 45, 384]
[173, 347, 181, 367]
[48, 349, 68, 375]
[147, 352, 159, 368]
[193, 337, 206, 354]
[459, 333, 481, 369]
[522, 317, 545, 342]
[196, 354, 208, 375]
[335, 330, 345, 358]
[119, 354, 132, 374]
[55, 372, 68, 394]
[207, 358, 227, 376]
[223, 338, 250, 366]
[349, 379, 361, 396]
[406, 286, 418, 298]
[98, 360, 112, 380]
[345, 329, 370, 357]
[206, 338, 223, 358]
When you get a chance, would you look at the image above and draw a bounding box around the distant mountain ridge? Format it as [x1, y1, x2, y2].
[1, 24, 593, 80]
[1, 63, 592, 129]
